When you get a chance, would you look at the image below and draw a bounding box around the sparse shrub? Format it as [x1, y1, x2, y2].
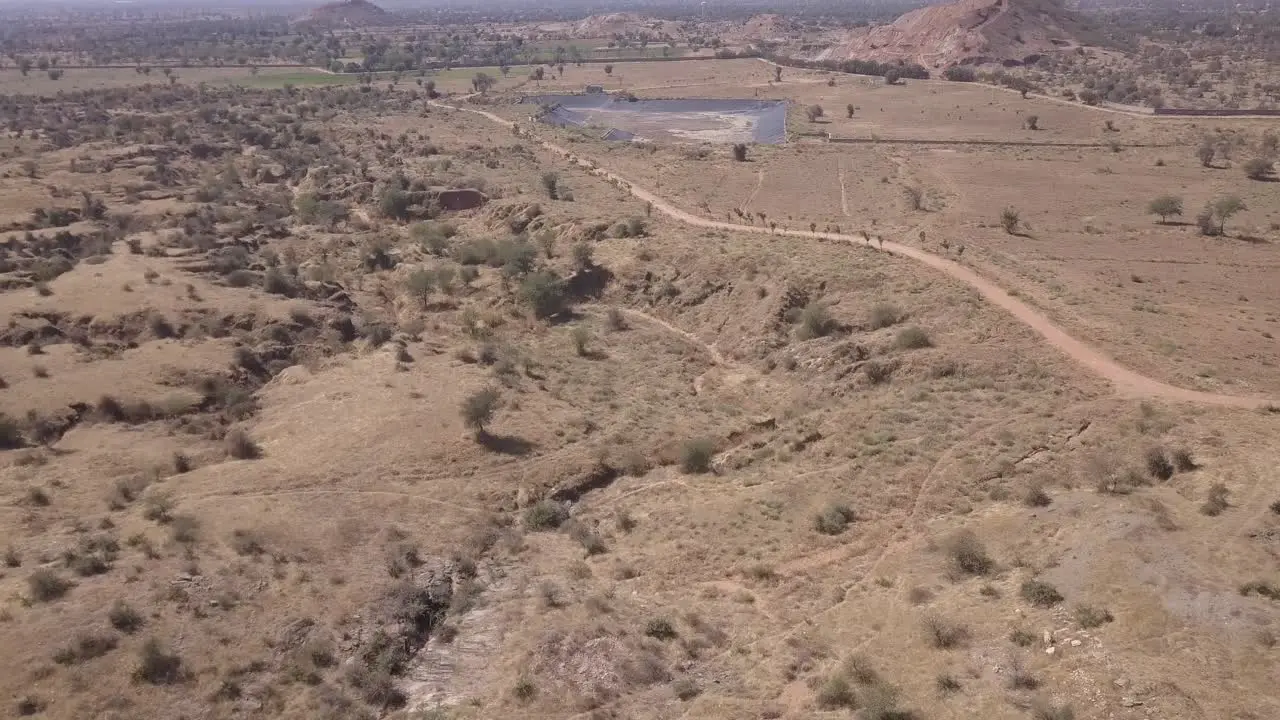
[109, 601, 144, 633]
[679, 438, 715, 474]
[3, 546, 19, 567]
[1007, 658, 1039, 690]
[0, 413, 24, 449]
[172, 452, 192, 474]
[673, 677, 701, 700]
[1031, 700, 1075, 720]
[814, 503, 854, 535]
[54, 632, 119, 664]
[1024, 115, 1039, 130]
[815, 674, 856, 709]
[936, 673, 962, 693]
[512, 676, 536, 701]
[868, 303, 903, 330]
[731, 143, 748, 162]
[1201, 482, 1229, 516]
[134, 638, 184, 684]
[1144, 447, 1174, 481]
[15, 696, 44, 716]
[644, 617, 678, 641]
[860, 681, 907, 720]
[170, 515, 200, 544]
[1010, 628, 1037, 647]
[796, 301, 836, 340]
[923, 615, 969, 649]
[1074, 605, 1113, 629]
[524, 500, 568, 531]
[460, 386, 501, 437]
[142, 492, 174, 523]
[571, 325, 592, 356]
[895, 326, 932, 349]
[1020, 579, 1064, 607]
[864, 360, 894, 384]
[28, 569, 72, 602]
[569, 523, 607, 555]
[605, 307, 627, 331]
[262, 268, 294, 296]
[229, 529, 267, 556]
[1239, 580, 1280, 600]
[947, 530, 993, 576]
[571, 241, 594, 270]
[1244, 157, 1275, 181]
[1000, 207, 1021, 234]
[1023, 486, 1051, 507]
[844, 654, 878, 685]
[24, 486, 50, 507]
[540, 172, 559, 200]
[225, 429, 260, 460]
[1171, 448, 1196, 472]
[1270, 500, 1280, 515]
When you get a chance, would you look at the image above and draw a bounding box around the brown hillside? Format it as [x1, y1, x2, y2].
[300, 0, 392, 28]
[570, 13, 682, 40]
[818, 0, 1103, 69]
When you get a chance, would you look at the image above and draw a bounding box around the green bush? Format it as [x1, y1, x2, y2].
[519, 270, 568, 319]
[524, 500, 568, 531]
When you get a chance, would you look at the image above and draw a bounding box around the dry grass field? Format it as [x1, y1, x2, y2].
[2, 55, 1279, 720]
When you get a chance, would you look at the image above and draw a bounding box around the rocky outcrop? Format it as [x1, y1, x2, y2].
[817, 0, 1105, 69]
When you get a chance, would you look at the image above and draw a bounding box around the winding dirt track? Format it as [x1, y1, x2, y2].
[433, 99, 1267, 409]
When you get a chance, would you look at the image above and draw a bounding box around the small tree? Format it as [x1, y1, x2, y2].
[1244, 157, 1275, 180]
[774, 66, 782, 83]
[604, 64, 614, 76]
[460, 387, 501, 438]
[846, 103, 855, 118]
[1197, 142, 1216, 168]
[884, 68, 901, 85]
[1209, 195, 1247, 235]
[904, 186, 925, 212]
[471, 72, 495, 94]
[805, 105, 824, 123]
[540, 172, 559, 200]
[731, 143, 748, 162]
[1000, 207, 1021, 234]
[1147, 195, 1183, 224]
[1024, 115, 1039, 131]
[519, 270, 568, 319]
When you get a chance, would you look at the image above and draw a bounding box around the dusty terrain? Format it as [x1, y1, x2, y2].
[1, 51, 1279, 720]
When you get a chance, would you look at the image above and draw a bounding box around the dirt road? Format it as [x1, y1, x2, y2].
[431, 98, 1269, 409]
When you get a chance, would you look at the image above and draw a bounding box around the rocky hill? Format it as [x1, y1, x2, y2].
[817, 0, 1103, 69]
[299, 0, 392, 28]
[570, 13, 682, 40]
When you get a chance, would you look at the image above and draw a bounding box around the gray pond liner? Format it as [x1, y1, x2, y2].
[523, 94, 787, 144]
